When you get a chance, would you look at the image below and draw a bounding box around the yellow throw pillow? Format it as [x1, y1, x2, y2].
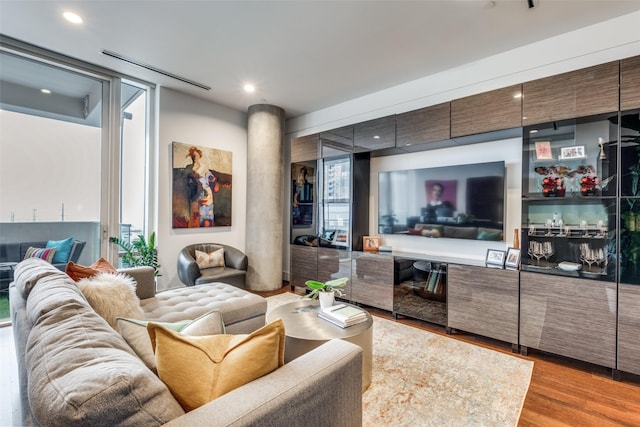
[195, 248, 224, 269]
[117, 310, 225, 373]
[147, 319, 285, 411]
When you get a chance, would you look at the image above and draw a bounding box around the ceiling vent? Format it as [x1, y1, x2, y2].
[102, 50, 211, 91]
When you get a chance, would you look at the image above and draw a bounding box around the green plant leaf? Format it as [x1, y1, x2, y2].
[325, 277, 348, 288]
[305, 280, 325, 290]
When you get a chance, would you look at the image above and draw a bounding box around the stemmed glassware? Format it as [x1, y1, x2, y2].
[528, 241, 543, 264]
[580, 243, 606, 272]
[542, 241, 554, 262]
[528, 240, 553, 264]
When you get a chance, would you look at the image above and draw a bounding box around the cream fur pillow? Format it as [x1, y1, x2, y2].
[78, 272, 145, 329]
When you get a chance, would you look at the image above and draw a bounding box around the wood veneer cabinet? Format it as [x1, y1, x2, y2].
[519, 271, 617, 368]
[618, 283, 640, 375]
[447, 264, 519, 347]
[291, 134, 319, 163]
[289, 245, 317, 289]
[320, 125, 354, 157]
[522, 61, 619, 125]
[621, 55, 640, 111]
[396, 102, 450, 148]
[450, 84, 522, 137]
[317, 247, 352, 299]
[351, 252, 394, 311]
[354, 115, 395, 152]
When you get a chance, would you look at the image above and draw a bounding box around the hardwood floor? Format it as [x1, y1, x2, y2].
[3, 284, 638, 426]
[258, 285, 640, 427]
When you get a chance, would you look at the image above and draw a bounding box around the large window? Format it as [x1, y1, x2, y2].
[0, 42, 153, 325]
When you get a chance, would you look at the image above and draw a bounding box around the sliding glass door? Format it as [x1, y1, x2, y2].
[0, 41, 152, 324]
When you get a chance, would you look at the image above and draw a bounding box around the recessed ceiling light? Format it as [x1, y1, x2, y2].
[40, 89, 51, 94]
[530, 129, 539, 134]
[373, 135, 380, 139]
[243, 83, 255, 93]
[513, 93, 522, 99]
[63, 11, 83, 24]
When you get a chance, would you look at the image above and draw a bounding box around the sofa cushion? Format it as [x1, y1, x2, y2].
[443, 225, 478, 239]
[13, 257, 67, 299]
[148, 319, 285, 412]
[23, 246, 56, 262]
[477, 228, 503, 241]
[46, 237, 74, 263]
[78, 272, 145, 329]
[25, 270, 185, 426]
[195, 247, 225, 269]
[66, 257, 117, 281]
[117, 310, 225, 373]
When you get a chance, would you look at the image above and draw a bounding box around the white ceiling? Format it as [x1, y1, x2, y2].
[1, 0, 640, 119]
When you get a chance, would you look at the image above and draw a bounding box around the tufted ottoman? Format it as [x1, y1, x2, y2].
[139, 282, 267, 334]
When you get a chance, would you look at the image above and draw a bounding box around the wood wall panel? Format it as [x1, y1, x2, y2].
[450, 84, 522, 137]
[289, 245, 317, 288]
[621, 55, 640, 111]
[354, 115, 395, 152]
[396, 102, 450, 147]
[291, 134, 318, 163]
[522, 61, 619, 125]
[351, 252, 394, 311]
[447, 264, 519, 344]
[618, 282, 640, 375]
[520, 271, 617, 368]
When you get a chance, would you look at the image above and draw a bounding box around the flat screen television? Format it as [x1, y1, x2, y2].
[378, 161, 505, 241]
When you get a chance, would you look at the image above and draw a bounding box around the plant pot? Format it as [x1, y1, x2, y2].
[318, 291, 335, 309]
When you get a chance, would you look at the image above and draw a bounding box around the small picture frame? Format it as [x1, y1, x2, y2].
[534, 141, 553, 160]
[560, 145, 585, 160]
[485, 249, 506, 268]
[363, 236, 381, 252]
[505, 247, 521, 270]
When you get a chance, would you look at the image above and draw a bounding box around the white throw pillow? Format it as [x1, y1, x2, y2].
[195, 248, 225, 269]
[78, 272, 145, 329]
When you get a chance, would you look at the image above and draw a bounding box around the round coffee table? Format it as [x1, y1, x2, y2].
[266, 299, 373, 392]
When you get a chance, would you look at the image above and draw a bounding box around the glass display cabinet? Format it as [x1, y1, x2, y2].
[318, 155, 352, 249]
[619, 109, 640, 285]
[521, 112, 618, 281]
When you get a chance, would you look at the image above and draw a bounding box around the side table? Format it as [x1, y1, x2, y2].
[266, 299, 373, 392]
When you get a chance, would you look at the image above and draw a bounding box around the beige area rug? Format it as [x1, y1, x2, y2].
[266, 293, 533, 427]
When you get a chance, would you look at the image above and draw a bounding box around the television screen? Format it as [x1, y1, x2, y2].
[378, 161, 505, 241]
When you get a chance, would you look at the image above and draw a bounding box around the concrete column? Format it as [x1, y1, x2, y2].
[245, 104, 285, 291]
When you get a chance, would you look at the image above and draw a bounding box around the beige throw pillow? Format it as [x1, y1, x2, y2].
[116, 310, 225, 373]
[78, 272, 145, 329]
[147, 319, 285, 411]
[195, 248, 225, 269]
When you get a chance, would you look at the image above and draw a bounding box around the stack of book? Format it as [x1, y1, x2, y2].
[318, 304, 368, 328]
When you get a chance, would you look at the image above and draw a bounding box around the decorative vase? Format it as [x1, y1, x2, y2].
[318, 291, 335, 309]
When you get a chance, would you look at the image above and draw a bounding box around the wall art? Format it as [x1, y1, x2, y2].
[172, 141, 232, 228]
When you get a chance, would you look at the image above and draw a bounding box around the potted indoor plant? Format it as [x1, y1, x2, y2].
[109, 232, 161, 276]
[303, 277, 349, 309]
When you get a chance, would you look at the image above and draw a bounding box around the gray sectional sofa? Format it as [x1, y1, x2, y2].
[10, 258, 363, 426]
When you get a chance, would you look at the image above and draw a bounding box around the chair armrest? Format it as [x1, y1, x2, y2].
[177, 249, 200, 287]
[119, 266, 156, 299]
[164, 339, 362, 427]
[223, 246, 248, 271]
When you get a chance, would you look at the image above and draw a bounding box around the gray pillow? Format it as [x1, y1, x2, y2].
[117, 310, 225, 373]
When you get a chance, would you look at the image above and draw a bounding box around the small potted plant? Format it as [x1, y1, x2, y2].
[303, 277, 349, 309]
[109, 232, 161, 276]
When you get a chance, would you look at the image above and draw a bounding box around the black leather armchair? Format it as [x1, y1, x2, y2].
[177, 243, 248, 288]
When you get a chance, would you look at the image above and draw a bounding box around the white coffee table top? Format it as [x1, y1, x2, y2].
[266, 299, 373, 341]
